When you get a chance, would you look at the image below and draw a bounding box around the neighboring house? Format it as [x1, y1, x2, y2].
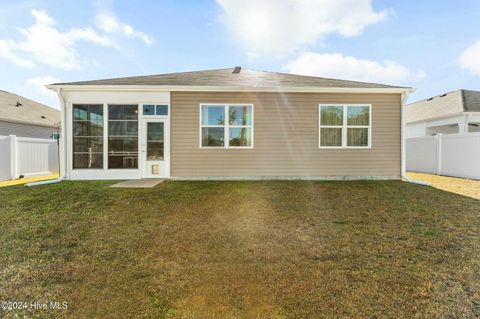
[47, 67, 413, 180]
[0, 90, 60, 139]
[405, 89, 480, 138]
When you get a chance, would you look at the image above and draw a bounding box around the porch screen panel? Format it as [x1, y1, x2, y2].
[72, 104, 104, 169]
[108, 104, 139, 169]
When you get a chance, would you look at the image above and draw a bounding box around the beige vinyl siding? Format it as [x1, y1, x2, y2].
[171, 92, 401, 178]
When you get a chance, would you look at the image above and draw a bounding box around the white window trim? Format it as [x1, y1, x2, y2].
[107, 104, 140, 170]
[318, 104, 372, 149]
[199, 103, 254, 149]
[71, 103, 105, 170]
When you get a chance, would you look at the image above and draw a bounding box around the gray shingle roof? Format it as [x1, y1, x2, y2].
[51, 67, 409, 89]
[0, 90, 60, 127]
[405, 89, 480, 123]
[462, 90, 480, 112]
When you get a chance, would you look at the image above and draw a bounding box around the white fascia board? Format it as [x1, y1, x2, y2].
[46, 84, 414, 94]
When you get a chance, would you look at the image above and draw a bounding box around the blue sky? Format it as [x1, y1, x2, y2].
[0, 0, 479, 109]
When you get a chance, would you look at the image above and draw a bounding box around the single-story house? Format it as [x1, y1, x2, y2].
[47, 67, 413, 180]
[406, 89, 480, 138]
[0, 90, 60, 139]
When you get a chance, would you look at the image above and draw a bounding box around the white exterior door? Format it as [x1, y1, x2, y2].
[141, 119, 170, 178]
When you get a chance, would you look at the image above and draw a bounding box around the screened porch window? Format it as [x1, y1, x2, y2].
[319, 104, 371, 148]
[72, 104, 104, 169]
[108, 104, 139, 169]
[200, 104, 253, 148]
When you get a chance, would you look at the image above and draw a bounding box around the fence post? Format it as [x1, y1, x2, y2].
[436, 133, 442, 175]
[9, 135, 17, 180]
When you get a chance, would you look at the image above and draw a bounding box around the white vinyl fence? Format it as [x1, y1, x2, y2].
[0, 135, 59, 181]
[406, 132, 480, 180]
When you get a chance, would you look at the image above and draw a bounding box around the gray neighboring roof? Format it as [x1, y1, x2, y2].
[0, 90, 60, 127]
[51, 67, 410, 89]
[405, 89, 480, 123]
[462, 89, 480, 112]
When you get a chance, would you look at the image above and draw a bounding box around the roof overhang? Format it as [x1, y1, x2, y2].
[0, 116, 58, 128]
[47, 84, 414, 94]
[406, 112, 465, 125]
[406, 111, 480, 125]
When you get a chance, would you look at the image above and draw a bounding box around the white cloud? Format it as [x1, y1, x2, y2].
[460, 40, 480, 76]
[0, 40, 34, 67]
[216, 0, 389, 58]
[0, 9, 113, 70]
[26, 75, 60, 99]
[95, 13, 154, 46]
[284, 52, 423, 84]
[0, 9, 155, 70]
[26, 75, 61, 107]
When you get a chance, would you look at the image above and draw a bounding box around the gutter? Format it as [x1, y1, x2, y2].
[401, 92, 431, 186]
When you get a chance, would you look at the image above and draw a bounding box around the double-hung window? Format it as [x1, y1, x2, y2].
[200, 104, 253, 148]
[319, 104, 371, 148]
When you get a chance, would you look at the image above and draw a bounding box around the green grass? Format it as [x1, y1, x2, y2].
[1, 180, 480, 318]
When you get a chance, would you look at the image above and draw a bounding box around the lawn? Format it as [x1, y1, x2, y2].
[1, 181, 480, 318]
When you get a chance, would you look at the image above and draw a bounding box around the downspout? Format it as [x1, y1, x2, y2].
[401, 91, 431, 186]
[26, 88, 66, 187]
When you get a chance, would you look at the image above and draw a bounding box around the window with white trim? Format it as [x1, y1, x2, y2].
[143, 104, 168, 116]
[108, 104, 139, 169]
[72, 104, 104, 169]
[319, 104, 371, 148]
[200, 104, 253, 148]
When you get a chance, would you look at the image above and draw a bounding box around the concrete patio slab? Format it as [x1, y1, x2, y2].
[110, 179, 165, 188]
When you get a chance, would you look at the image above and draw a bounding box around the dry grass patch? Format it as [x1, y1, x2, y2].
[1, 180, 480, 318]
[0, 174, 59, 187]
[408, 172, 480, 200]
